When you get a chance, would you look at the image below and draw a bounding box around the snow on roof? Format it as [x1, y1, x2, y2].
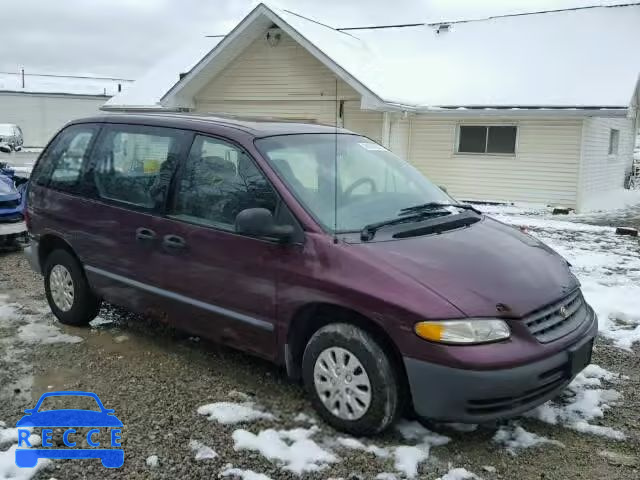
[0, 72, 132, 97]
[103, 37, 222, 109]
[107, 2, 640, 110]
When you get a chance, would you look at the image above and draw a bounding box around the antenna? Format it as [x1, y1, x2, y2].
[333, 76, 339, 244]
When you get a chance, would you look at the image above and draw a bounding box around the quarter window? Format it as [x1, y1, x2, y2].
[608, 129, 619, 155]
[458, 125, 517, 154]
[170, 135, 277, 230]
[33, 124, 98, 192]
[92, 125, 188, 210]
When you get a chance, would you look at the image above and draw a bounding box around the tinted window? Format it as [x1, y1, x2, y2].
[458, 126, 517, 154]
[458, 126, 486, 153]
[32, 124, 98, 192]
[93, 124, 189, 210]
[170, 135, 277, 230]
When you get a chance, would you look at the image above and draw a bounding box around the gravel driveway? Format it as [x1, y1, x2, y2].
[0, 213, 639, 479]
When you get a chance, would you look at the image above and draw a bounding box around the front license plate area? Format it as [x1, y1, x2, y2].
[568, 339, 593, 376]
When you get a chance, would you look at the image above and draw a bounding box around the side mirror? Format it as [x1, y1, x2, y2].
[235, 208, 294, 242]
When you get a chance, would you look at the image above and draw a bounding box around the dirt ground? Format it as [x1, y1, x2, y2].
[0, 248, 638, 480]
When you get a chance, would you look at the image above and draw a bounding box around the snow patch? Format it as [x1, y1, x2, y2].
[528, 364, 625, 440]
[0, 425, 46, 480]
[17, 322, 83, 345]
[436, 468, 479, 480]
[146, 455, 159, 467]
[493, 423, 564, 455]
[232, 426, 338, 474]
[197, 402, 275, 424]
[393, 421, 451, 478]
[375, 474, 398, 480]
[335, 437, 389, 458]
[221, 468, 274, 480]
[189, 439, 217, 460]
[292, 412, 316, 424]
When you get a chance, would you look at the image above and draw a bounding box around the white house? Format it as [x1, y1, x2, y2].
[103, 3, 640, 211]
[0, 72, 132, 147]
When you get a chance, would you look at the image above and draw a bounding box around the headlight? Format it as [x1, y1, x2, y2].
[414, 319, 510, 344]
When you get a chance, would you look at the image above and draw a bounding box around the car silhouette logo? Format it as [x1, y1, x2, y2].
[15, 391, 124, 468]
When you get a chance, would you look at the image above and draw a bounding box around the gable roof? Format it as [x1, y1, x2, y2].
[104, 2, 640, 112]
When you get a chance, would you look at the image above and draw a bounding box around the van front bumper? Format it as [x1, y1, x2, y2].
[404, 309, 598, 423]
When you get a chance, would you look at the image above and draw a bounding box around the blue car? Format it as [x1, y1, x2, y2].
[0, 162, 27, 249]
[15, 391, 124, 468]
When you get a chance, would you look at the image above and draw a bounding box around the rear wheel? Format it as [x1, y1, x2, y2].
[44, 249, 100, 326]
[302, 323, 402, 435]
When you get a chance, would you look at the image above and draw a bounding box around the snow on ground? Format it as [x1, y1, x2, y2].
[221, 467, 274, 480]
[436, 468, 479, 480]
[17, 322, 83, 345]
[493, 423, 564, 455]
[292, 412, 317, 424]
[197, 402, 275, 424]
[232, 426, 338, 474]
[188, 439, 217, 460]
[481, 203, 640, 350]
[392, 421, 451, 478]
[527, 364, 625, 440]
[145, 455, 159, 467]
[0, 425, 46, 480]
[335, 437, 390, 458]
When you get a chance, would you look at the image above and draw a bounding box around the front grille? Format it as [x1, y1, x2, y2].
[524, 289, 588, 343]
[0, 199, 20, 209]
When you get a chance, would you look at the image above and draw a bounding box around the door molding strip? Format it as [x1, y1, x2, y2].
[85, 265, 274, 331]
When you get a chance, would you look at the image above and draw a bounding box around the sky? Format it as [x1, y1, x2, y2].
[0, 0, 626, 80]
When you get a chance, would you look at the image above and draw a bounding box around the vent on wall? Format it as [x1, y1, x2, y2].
[435, 23, 451, 34]
[266, 27, 282, 47]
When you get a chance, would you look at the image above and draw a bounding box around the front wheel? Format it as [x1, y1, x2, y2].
[302, 323, 402, 436]
[44, 249, 101, 326]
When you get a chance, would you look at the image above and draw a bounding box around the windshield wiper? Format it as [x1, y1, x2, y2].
[360, 211, 449, 241]
[399, 202, 481, 216]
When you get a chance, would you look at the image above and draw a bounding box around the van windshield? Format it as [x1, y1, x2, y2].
[255, 134, 453, 232]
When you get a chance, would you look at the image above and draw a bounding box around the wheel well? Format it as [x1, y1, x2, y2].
[286, 303, 408, 390]
[38, 235, 78, 270]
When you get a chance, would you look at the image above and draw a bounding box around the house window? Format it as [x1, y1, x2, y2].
[458, 125, 517, 154]
[608, 129, 619, 155]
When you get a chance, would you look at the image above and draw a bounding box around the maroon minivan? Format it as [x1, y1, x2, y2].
[25, 114, 597, 435]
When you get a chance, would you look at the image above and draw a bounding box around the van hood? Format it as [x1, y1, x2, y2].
[357, 217, 578, 318]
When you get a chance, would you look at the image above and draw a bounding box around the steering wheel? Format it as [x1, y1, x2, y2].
[342, 177, 377, 203]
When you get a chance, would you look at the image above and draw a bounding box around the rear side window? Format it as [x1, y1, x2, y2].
[170, 135, 277, 230]
[32, 124, 99, 192]
[92, 124, 190, 210]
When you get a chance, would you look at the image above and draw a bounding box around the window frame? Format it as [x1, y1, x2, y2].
[167, 132, 303, 244]
[608, 128, 620, 156]
[31, 122, 102, 194]
[455, 124, 519, 156]
[87, 122, 194, 214]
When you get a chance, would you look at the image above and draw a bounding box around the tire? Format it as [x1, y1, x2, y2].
[302, 323, 402, 436]
[44, 249, 100, 326]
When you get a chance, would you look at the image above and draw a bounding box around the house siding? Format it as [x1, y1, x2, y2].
[578, 116, 635, 210]
[195, 33, 359, 102]
[408, 117, 582, 206]
[192, 32, 389, 142]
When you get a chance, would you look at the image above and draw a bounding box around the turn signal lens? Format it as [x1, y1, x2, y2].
[414, 319, 510, 344]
